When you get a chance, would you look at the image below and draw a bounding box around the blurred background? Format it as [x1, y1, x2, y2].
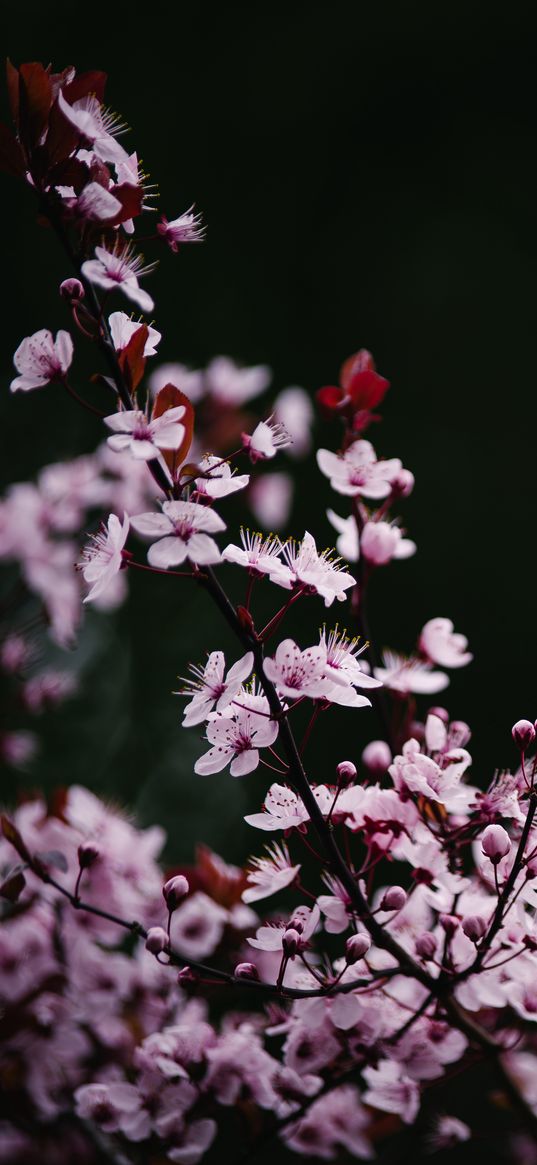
[2, 3, 536, 866]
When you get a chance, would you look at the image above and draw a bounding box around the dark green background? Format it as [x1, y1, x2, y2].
[2, 3, 537, 869]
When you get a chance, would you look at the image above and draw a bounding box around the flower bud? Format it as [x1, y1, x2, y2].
[391, 468, 415, 498]
[428, 706, 450, 724]
[439, 913, 459, 936]
[448, 720, 472, 748]
[177, 965, 198, 984]
[78, 841, 100, 869]
[482, 824, 511, 865]
[512, 720, 536, 751]
[282, 928, 301, 957]
[415, 933, 437, 960]
[361, 740, 392, 776]
[289, 916, 304, 934]
[462, 915, 487, 943]
[337, 760, 357, 786]
[380, 886, 407, 911]
[60, 277, 85, 302]
[345, 932, 371, 963]
[234, 962, 260, 980]
[163, 874, 189, 910]
[145, 926, 168, 955]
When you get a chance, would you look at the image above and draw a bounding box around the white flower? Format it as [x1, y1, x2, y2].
[104, 406, 185, 461]
[374, 650, 449, 695]
[81, 243, 155, 313]
[318, 627, 382, 702]
[264, 638, 329, 700]
[205, 356, 271, 405]
[131, 501, 225, 568]
[272, 531, 356, 607]
[78, 513, 129, 603]
[419, 618, 472, 669]
[222, 529, 286, 577]
[242, 842, 300, 903]
[108, 312, 161, 356]
[194, 693, 278, 777]
[326, 509, 359, 561]
[194, 455, 249, 499]
[317, 439, 402, 500]
[361, 520, 416, 566]
[243, 416, 292, 462]
[57, 90, 131, 168]
[11, 329, 73, 393]
[157, 206, 206, 250]
[171, 892, 227, 960]
[244, 782, 333, 831]
[176, 650, 254, 727]
[274, 386, 314, 458]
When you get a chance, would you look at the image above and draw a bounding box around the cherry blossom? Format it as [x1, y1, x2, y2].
[104, 406, 186, 461]
[11, 329, 73, 392]
[171, 892, 228, 960]
[318, 627, 382, 697]
[194, 455, 250, 499]
[273, 386, 314, 458]
[242, 842, 301, 903]
[205, 356, 271, 405]
[176, 650, 254, 727]
[362, 1059, 420, 1124]
[109, 311, 162, 356]
[272, 531, 357, 606]
[222, 528, 286, 576]
[249, 472, 294, 530]
[419, 617, 473, 669]
[56, 90, 131, 167]
[78, 512, 129, 603]
[81, 243, 155, 313]
[360, 519, 416, 565]
[326, 508, 359, 561]
[317, 439, 402, 499]
[264, 639, 330, 700]
[194, 694, 278, 777]
[248, 904, 320, 954]
[242, 416, 292, 462]
[131, 501, 226, 568]
[374, 649, 449, 694]
[244, 782, 333, 831]
[157, 205, 206, 250]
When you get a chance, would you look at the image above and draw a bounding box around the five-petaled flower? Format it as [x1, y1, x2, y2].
[11, 329, 73, 393]
[176, 650, 254, 727]
[131, 501, 226, 568]
[104, 406, 186, 461]
[317, 439, 402, 500]
[78, 513, 129, 603]
[157, 206, 206, 251]
[81, 243, 155, 313]
[194, 693, 279, 777]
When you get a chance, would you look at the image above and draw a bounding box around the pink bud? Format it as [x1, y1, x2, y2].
[60, 277, 85, 302]
[282, 928, 301, 957]
[415, 933, 437, 960]
[481, 824, 511, 864]
[177, 965, 198, 983]
[428, 706, 450, 724]
[361, 740, 392, 776]
[289, 916, 304, 934]
[234, 962, 260, 980]
[380, 886, 407, 911]
[337, 760, 357, 786]
[462, 915, 487, 943]
[163, 875, 189, 910]
[439, 913, 459, 936]
[345, 933, 371, 963]
[391, 468, 415, 497]
[512, 720, 536, 751]
[78, 841, 100, 869]
[145, 926, 168, 955]
[448, 720, 471, 748]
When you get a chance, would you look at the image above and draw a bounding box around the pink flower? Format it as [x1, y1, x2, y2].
[149, 362, 205, 402]
[194, 455, 249, 499]
[360, 520, 416, 565]
[249, 472, 294, 530]
[157, 205, 206, 250]
[326, 509, 359, 561]
[286, 1085, 373, 1160]
[426, 1115, 471, 1151]
[194, 693, 278, 777]
[242, 416, 292, 462]
[248, 904, 320, 953]
[78, 513, 129, 603]
[176, 649, 254, 727]
[264, 638, 329, 700]
[482, 824, 511, 863]
[74, 1081, 146, 1136]
[419, 617, 472, 669]
[318, 627, 382, 696]
[168, 1120, 217, 1164]
[81, 243, 155, 313]
[222, 529, 285, 576]
[362, 1059, 420, 1124]
[205, 356, 271, 405]
[56, 180, 123, 223]
[131, 501, 226, 568]
[272, 531, 357, 607]
[242, 842, 301, 903]
[171, 892, 228, 960]
[317, 439, 402, 500]
[374, 650, 449, 695]
[274, 386, 314, 458]
[245, 782, 333, 831]
[57, 89, 131, 167]
[109, 311, 161, 356]
[11, 329, 73, 393]
[23, 669, 77, 713]
[104, 406, 186, 461]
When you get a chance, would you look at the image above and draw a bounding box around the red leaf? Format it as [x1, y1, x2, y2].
[340, 349, 376, 391]
[0, 869, 26, 902]
[45, 96, 81, 168]
[0, 122, 26, 177]
[152, 385, 195, 479]
[6, 59, 19, 125]
[63, 70, 107, 105]
[19, 62, 53, 151]
[112, 182, 144, 222]
[118, 324, 148, 394]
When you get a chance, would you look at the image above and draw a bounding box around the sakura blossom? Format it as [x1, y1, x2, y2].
[362, 1059, 420, 1124]
[242, 842, 301, 903]
[194, 455, 250, 499]
[109, 311, 162, 356]
[104, 405, 186, 461]
[11, 329, 73, 392]
[273, 386, 314, 457]
[194, 693, 279, 776]
[171, 892, 228, 960]
[264, 638, 331, 700]
[360, 519, 416, 565]
[205, 355, 271, 404]
[249, 472, 294, 530]
[56, 89, 131, 167]
[222, 528, 286, 576]
[419, 617, 473, 668]
[374, 649, 449, 694]
[78, 512, 129, 603]
[157, 205, 206, 250]
[131, 501, 226, 568]
[317, 439, 403, 499]
[326, 508, 359, 560]
[176, 649, 254, 727]
[242, 416, 292, 462]
[81, 243, 155, 313]
[244, 782, 333, 831]
[272, 531, 357, 606]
